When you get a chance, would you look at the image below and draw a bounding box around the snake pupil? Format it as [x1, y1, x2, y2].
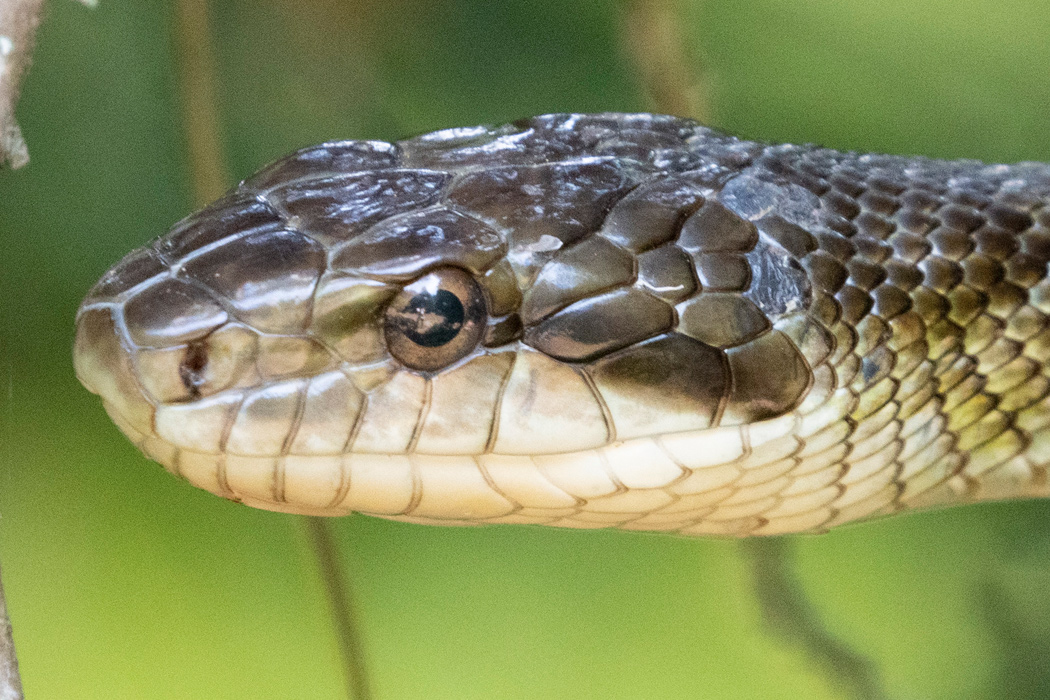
[400, 290, 465, 347]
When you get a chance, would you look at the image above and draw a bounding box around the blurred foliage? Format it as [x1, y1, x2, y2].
[2, 0, 1050, 698]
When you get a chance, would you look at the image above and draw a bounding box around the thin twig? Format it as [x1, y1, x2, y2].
[742, 539, 886, 700]
[619, 0, 710, 121]
[0, 0, 95, 169]
[302, 518, 372, 700]
[172, 0, 227, 205]
[0, 0, 45, 168]
[0, 561, 23, 700]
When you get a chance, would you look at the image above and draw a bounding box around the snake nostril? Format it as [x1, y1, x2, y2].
[178, 342, 209, 399]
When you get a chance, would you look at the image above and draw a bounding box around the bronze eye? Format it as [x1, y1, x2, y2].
[384, 267, 487, 371]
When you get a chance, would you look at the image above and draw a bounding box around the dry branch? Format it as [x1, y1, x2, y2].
[0, 0, 96, 169]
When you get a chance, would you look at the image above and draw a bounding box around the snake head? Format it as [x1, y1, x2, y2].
[74, 114, 841, 533]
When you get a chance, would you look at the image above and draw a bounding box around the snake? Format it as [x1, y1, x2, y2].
[72, 113, 1050, 537]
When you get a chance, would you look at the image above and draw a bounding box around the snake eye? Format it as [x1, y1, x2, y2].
[384, 267, 487, 371]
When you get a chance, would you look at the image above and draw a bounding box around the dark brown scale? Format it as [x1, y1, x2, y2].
[446, 160, 636, 283]
[820, 212, 858, 238]
[854, 212, 895, 239]
[896, 209, 939, 236]
[479, 262, 523, 316]
[1020, 226, 1050, 261]
[869, 174, 908, 196]
[928, 226, 974, 262]
[900, 189, 942, 212]
[985, 282, 1027, 321]
[945, 286, 987, 327]
[523, 288, 674, 362]
[156, 194, 285, 261]
[83, 248, 167, 304]
[910, 286, 950, 324]
[1007, 252, 1050, 289]
[918, 256, 964, 293]
[588, 334, 728, 432]
[678, 201, 758, 253]
[801, 252, 848, 294]
[974, 225, 1020, 259]
[986, 203, 1034, 233]
[242, 140, 398, 190]
[694, 253, 751, 291]
[723, 331, 810, 424]
[332, 207, 506, 279]
[636, 245, 698, 303]
[870, 284, 912, 320]
[755, 216, 816, 257]
[181, 228, 326, 335]
[483, 315, 524, 347]
[960, 255, 1005, 291]
[815, 231, 856, 263]
[883, 259, 925, 291]
[598, 179, 706, 252]
[123, 279, 228, 346]
[852, 235, 894, 264]
[846, 259, 889, 292]
[887, 231, 931, 264]
[677, 294, 770, 348]
[836, 285, 873, 326]
[522, 237, 635, 322]
[858, 190, 900, 216]
[270, 170, 451, 248]
[828, 172, 866, 198]
[824, 190, 862, 220]
[947, 187, 993, 210]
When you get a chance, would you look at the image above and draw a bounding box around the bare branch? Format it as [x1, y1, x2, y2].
[0, 561, 24, 700]
[0, 0, 45, 168]
[0, 0, 97, 169]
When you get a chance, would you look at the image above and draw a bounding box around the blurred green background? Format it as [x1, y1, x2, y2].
[3, 1, 1050, 698]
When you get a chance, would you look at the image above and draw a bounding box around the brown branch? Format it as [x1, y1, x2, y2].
[619, 0, 710, 121]
[0, 560, 24, 700]
[0, 0, 45, 168]
[0, 0, 96, 169]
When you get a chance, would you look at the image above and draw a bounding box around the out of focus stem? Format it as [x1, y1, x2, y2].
[303, 518, 372, 700]
[620, 0, 710, 121]
[172, 0, 228, 206]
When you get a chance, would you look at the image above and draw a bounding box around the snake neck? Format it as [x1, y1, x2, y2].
[727, 143, 1050, 513]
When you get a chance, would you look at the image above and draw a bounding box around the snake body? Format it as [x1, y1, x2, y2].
[74, 113, 1050, 536]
